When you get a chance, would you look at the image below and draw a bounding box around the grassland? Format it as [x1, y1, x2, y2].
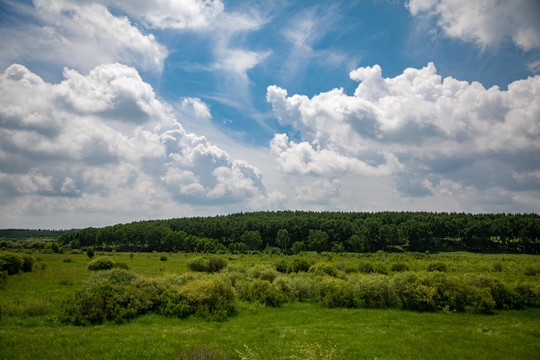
[1, 251, 539, 359]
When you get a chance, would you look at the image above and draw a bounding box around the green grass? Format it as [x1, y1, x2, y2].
[1, 251, 539, 359]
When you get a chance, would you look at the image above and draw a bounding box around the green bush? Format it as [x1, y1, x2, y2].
[87, 257, 115, 271]
[513, 283, 540, 307]
[178, 277, 236, 320]
[186, 256, 227, 273]
[291, 257, 311, 272]
[317, 277, 354, 308]
[207, 256, 227, 273]
[243, 279, 286, 307]
[274, 259, 289, 273]
[309, 262, 338, 277]
[160, 255, 168, 261]
[63, 258, 73, 263]
[464, 274, 522, 310]
[21, 254, 35, 272]
[426, 261, 448, 272]
[0, 252, 24, 275]
[391, 262, 410, 272]
[248, 265, 279, 282]
[349, 275, 397, 308]
[87, 269, 140, 286]
[86, 247, 95, 259]
[158, 290, 193, 318]
[279, 274, 319, 302]
[357, 261, 374, 274]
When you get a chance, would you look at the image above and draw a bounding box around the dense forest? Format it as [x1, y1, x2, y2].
[51, 212, 540, 254]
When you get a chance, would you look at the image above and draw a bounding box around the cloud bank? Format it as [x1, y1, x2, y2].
[267, 62, 540, 209]
[0, 63, 267, 227]
[407, 0, 540, 50]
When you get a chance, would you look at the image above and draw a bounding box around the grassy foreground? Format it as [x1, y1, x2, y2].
[0, 252, 539, 359]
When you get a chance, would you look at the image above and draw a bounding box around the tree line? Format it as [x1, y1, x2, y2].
[54, 211, 540, 254]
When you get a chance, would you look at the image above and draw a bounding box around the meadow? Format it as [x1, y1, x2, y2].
[1, 251, 539, 359]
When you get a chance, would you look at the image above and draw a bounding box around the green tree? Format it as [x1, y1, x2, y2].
[275, 229, 291, 252]
[241, 230, 263, 251]
[308, 230, 328, 253]
[86, 246, 95, 259]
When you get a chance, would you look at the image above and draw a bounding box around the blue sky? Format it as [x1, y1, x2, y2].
[0, 0, 539, 229]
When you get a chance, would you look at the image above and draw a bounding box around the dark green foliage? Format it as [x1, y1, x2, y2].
[391, 262, 410, 272]
[63, 258, 73, 263]
[243, 279, 286, 307]
[309, 262, 339, 277]
[160, 255, 168, 261]
[524, 266, 537, 276]
[426, 261, 449, 272]
[186, 256, 227, 273]
[290, 241, 305, 254]
[291, 257, 311, 272]
[21, 254, 35, 272]
[86, 247, 95, 259]
[464, 274, 523, 310]
[0, 252, 24, 274]
[158, 290, 193, 318]
[87, 257, 115, 271]
[274, 259, 289, 273]
[357, 261, 375, 273]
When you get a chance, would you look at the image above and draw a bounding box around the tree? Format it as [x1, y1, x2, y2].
[275, 229, 291, 252]
[308, 230, 328, 253]
[86, 246, 95, 259]
[291, 241, 305, 255]
[241, 230, 263, 251]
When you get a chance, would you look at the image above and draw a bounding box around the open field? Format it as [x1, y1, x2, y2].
[1, 251, 539, 359]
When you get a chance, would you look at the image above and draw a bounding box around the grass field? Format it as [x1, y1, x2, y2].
[1, 251, 539, 359]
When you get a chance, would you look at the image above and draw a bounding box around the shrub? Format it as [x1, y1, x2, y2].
[372, 262, 389, 275]
[86, 247, 95, 259]
[524, 266, 538, 276]
[391, 262, 410, 272]
[248, 265, 279, 282]
[274, 259, 289, 273]
[63, 258, 73, 263]
[243, 279, 286, 307]
[186, 256, 227, 273]
[513, 283, 540, 307]
[349, 275, 397, 308]
[87, 257, 115, 271]
[317, 277, 354, 308]
[158, 290, 193, 318]
[207, 256, 227, 273]
[160, 255, 168, 261]
[426, 261, 448, 272]
[310, 262, 339, 277]
[21, 254, 35, 272]
[0, 252, 24, 275]
[179, 277, 236, 320]
[291, 257, 311, 272]
[87, 269, 140, 286]
[490, 261, 503, 272]
[357, 261, 374, 274]
[282, 274, 319, 302]
[464, 274, 522, 310]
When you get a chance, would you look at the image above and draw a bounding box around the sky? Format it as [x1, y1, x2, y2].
[0, 0, 539, 229]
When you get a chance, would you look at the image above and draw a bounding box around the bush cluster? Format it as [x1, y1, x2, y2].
[240, 279, 286, 307]
[0, 252, 35, 275]
[186, 256, 227, 273]
[61, 270, 236, 325]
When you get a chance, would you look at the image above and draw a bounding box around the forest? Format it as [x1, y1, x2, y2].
[49, 211, 540, 254]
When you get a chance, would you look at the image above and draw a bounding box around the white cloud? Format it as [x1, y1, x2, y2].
[0, 63, 268, 227]
[406, 0, 540, 51]
[0, 0, 168, 73]
[267, 62, 540, 209]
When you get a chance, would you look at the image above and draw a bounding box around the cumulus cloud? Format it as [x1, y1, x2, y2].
[0, 0, 168, 73]
[267, 62, 540, 207]
[0, 63, 267, 226]
[406, 0, 540, 50]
